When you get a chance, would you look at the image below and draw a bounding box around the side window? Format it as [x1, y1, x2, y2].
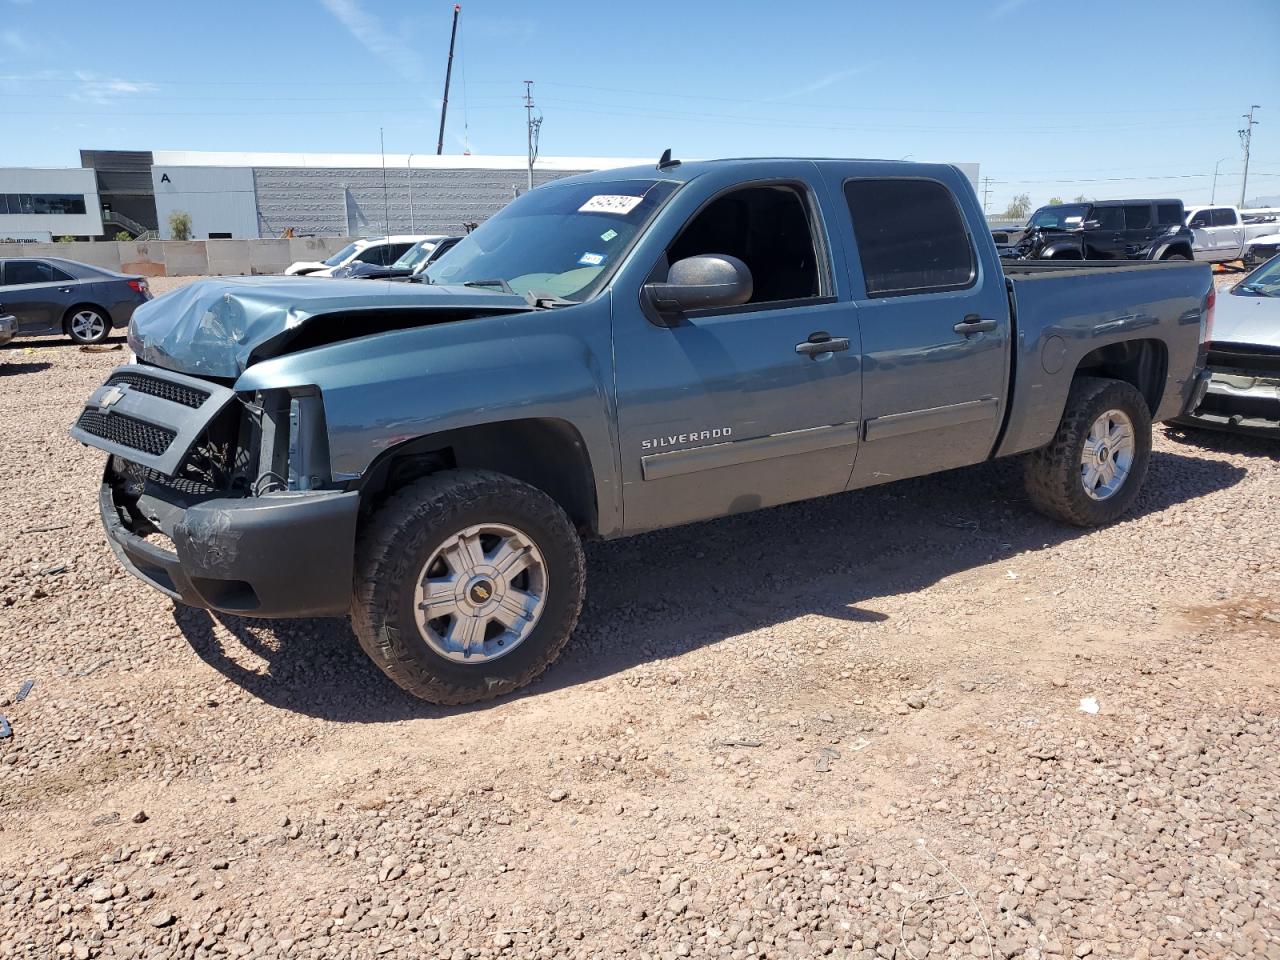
[843, 178, 974, 298]
[1188, 210, 1211, 228]
[5, 261, 55, 285]
[1092, 207, 1125, 231]
[1122, 205, 1153, 230]
[1211, 208, 1238, 227]
[47, 265, 75, 282]
[386, 243, 414, 261]
[1156, 203, 1183, 226]
[666, 184, 822, 305]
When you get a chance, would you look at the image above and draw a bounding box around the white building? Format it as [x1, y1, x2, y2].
[0, 168, 103, 241]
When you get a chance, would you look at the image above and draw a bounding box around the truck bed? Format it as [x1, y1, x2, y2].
[996, 258, 1211, 458]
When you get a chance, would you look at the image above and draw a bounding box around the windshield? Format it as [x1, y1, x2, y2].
[424, 178, 680, 301]
[323, 242, 360, 267]
[393, 240, 436, 270]
[1235, 254, 1280, 297]
[1027, 204, 1090, 230]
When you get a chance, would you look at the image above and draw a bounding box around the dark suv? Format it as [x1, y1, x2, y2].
[1005, 199, 1195, 262]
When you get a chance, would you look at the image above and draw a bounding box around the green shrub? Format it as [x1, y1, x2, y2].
[114, 230, 132, 242]
[167, 210, 193, 241]
[56, 235, 76, 243]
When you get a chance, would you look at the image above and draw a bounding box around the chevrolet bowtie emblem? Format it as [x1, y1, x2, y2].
[98, 385, 126, 410]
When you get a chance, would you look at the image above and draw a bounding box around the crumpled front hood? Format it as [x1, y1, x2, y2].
[130, 276, 530, 379]
[1214, 290, 1280, 350]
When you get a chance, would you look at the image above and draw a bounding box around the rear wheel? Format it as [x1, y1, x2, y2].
[65, 306, 110, 344]
[1162, 252, 1190, 261]
[1024, 377, 1152, 527]
[351, 469, 585, 705]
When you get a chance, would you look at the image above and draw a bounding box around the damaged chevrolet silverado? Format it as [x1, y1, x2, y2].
[72, 157, 1214, 704]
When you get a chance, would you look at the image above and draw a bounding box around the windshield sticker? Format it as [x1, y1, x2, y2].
[600, 228, 619, 242]
[579, 194, 644, 216]
[577, 252, 606, 267]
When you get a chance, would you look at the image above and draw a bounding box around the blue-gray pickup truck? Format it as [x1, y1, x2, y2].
[71, 157, 1214, 704]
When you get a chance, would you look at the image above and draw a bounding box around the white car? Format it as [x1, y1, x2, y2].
[284, 236, 430, 277]
[1185, 206, 1280, 264]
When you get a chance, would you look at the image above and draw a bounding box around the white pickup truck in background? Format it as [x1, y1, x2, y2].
[1185, 205, 1280, 264]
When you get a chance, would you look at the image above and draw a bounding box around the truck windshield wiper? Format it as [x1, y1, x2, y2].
[462, 278, 516, 295]
[524, 290, 577, 309]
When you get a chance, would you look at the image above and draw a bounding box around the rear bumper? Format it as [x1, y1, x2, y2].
[100, 475, 359, 617]
[0, 314, 14, 346]
[1172, 369, 1280, 436]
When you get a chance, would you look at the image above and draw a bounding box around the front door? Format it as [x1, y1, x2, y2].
[826, 169, 1011, 486]
[0, 260, 73, 333]
[612, 178, 862, 534]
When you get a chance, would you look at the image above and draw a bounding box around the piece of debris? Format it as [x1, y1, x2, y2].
[16, 680, 33, 702]
[815, 747, 841, 773]
[19, 524, 70, 535]
[75, 658, 112, 678]
[715, 738, 763, 748]
[131, 810, 149, 824]
[91, 812, 121, 827]
[78, 344, 124, 354]
[0, 715, 11, 739]
[39, 564, 67, 576]
[1078, 697, 1100, 715]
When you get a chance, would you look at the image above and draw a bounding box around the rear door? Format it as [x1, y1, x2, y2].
[822, 165, 1012, 486]
[1085, 205, 1127, 259]
[1120, 203, 1157, 258]
[0, 260, 74, 333]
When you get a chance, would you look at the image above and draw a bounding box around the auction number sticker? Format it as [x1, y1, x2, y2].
[577, 252, 606, 267]
[579, 194, 644, 215]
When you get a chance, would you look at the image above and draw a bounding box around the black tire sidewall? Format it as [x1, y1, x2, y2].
[356, 472, 584, 702]
[1055, 381, 1152, 525]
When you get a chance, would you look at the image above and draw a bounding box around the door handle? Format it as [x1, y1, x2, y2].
[954, 315, 998, 335]
[58, 287, 73, 293]
[795, 332, 850, 357]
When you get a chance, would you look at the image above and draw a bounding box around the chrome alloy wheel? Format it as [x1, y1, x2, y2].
[70, 310, 107, 342]
[1081, 409, 1135, 501]
[414, 523, 547, 663]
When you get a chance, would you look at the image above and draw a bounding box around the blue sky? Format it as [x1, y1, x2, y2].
[3, 0, 1277, 211]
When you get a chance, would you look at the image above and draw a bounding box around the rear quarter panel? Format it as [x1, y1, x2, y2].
[996, 262, 1210, 457]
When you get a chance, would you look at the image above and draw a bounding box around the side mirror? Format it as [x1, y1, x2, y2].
[643, 254, 752, 326]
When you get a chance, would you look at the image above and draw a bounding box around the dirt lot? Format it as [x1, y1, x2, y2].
[1, 275, 1277, 960]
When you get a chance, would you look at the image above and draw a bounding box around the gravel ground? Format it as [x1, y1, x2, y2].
[0, 277, 1277, 960]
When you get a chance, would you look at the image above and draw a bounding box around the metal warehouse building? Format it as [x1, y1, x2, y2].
[80, 150, 649, 241]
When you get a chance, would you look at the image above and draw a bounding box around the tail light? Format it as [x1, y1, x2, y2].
[1203, 285, 1216, 346]
[127, 279, 151, 297]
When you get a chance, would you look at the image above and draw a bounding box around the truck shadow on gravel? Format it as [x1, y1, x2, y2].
[173, 447, 1247, 722]
[1162, 424, 1280, 462]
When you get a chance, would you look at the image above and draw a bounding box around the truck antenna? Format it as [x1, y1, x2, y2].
[657, 148, 680, 170]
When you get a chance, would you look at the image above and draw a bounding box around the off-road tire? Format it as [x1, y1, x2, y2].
[351, 469, 585, 705]
[1162, 253, 1191, 261]
[1024, 376, 1152, 527]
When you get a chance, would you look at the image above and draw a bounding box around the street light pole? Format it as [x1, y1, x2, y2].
[1211, 157, 1229, 204]
[407, 153, 416, 232]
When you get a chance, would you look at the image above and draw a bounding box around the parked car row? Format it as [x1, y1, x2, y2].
[284, 234, 455, 278]
[996, 199, 1280, 266]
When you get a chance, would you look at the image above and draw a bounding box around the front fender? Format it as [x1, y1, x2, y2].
[234, 300, 623, 535]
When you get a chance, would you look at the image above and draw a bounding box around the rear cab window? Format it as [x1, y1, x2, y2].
[842, 178, 975, 298]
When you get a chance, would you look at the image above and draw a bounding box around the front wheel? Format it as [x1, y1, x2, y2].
[1024, 377, 1153, 527]
[1162, 253, 1190, 261]
[351, 469, 585, 705]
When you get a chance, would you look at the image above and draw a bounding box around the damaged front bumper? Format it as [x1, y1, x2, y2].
[74, 362, 360, 617]
[99, 470, 358, 617]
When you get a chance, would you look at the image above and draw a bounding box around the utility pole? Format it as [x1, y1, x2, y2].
[1239, 104, 1260, 209]
[523, 80, 542, 191]
[981, 176, 992, 214]
[380, 127, 390, 234]
[1211, 157, 1229, 204]
[436, 4, 461, 155]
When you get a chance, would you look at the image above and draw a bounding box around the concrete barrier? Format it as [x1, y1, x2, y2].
[0, 237, 355, 276]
